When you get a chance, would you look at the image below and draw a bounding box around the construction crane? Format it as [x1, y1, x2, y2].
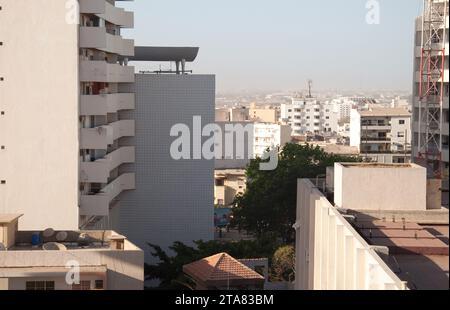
[417, 0, 448, 179]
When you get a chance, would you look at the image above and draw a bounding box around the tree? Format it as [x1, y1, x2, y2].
[271, 245, 295, 282]
[231, 143, 360, 242]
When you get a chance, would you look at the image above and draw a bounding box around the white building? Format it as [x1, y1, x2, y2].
[350, 108, 412, 163]
[253, 123, 292, 158]
[215, 122, 291, 164]
[281, 98, 338, 136]
[0, 0, 136, 230]
[329, 97, 355, 122]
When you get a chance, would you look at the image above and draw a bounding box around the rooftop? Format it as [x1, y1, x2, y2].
[183, 253, 265, 287]
[359, 107, 411, 117]
[353, 220, 449, 290]
[340, 163, 417, 169]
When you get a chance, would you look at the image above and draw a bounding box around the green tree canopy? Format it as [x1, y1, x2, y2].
[271, 245, 295, 282]
[231, 143, 360, 242]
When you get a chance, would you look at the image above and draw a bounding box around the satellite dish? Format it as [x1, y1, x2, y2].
[56, 231, 68, 242]
[42, 242, 67, 251]
[0, 242, 6, 251]
[43, 228, 55, 238]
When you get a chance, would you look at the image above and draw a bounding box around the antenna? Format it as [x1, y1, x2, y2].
[307, 80, 313, 98]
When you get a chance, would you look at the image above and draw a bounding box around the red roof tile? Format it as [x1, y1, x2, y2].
[183, 253, 264, 287]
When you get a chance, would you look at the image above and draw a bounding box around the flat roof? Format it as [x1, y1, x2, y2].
[354, 220, 449, 290]
[340, 163, 416, 169]
[359, 108, 411, 117]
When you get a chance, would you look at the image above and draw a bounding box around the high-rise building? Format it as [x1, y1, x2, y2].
[350, 108, 412, 164]
[412, 0, 449, 180]
[0, 0, 136, 230]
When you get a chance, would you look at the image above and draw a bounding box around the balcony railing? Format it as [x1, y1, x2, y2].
[80, 60, 135, 83]
[80, 120, 135, 150]
[80, 173, 135, 217]
[80, 147, 135, 183]
[80, 93, 135, 116]
[79, 0, 134, 28]
[80, 27, 134, 56]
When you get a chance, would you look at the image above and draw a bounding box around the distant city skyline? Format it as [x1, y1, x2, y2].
[118, 0, 422, 93]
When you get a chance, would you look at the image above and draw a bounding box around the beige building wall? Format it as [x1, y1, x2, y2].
[250, 108, 278, 123]
[0, 0, 79, 230]
[214, 170, 246, 206]
[334, 163, 427, 211]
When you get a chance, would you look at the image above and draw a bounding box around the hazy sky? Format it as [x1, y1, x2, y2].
[118, 0, 423, 93]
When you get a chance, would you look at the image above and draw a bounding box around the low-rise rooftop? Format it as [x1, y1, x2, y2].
[359, 107, 411, 117]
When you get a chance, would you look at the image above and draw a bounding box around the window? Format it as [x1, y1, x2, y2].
[94, 280, 104, 290]
[72, 281, 91, 291]
[398, 132, 405, 138]
[215, 179, 224, 186]
[399, 120, 405, 125]
[26, 281, 55, 291]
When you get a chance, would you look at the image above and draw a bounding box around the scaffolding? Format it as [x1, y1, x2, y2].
[417, 0, 448, 179]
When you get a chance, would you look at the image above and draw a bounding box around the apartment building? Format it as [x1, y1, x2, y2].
[0, 0, 135, 230]
[328, 97, 356, 122]
[281, 98, 338, 136]
[215, 121, 291, 161]
[350, 108, 412, 164]
[295, 163, 449, 290]
[0, 214, 144, 290]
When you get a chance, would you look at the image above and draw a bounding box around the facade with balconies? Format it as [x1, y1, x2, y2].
[78, 0, 136, 227]
[350, 108, 412, 164]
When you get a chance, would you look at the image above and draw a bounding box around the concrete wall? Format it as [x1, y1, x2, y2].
[0, 240, 144, 290]
[0, 0, 79, 230]
[294, 179, 406, 290]
[334, 163, 427, 211]
[350, 109, 361, 149]
[115, 74, 215, 262]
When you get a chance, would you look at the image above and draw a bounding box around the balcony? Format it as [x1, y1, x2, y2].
[80, 120, 135, 150]
[80, 173, 135, 217]
[80, 60, 135, 83]
[362, 137, 391, 143]
[80, 0, 134, 28]
[81, 93, 135, 116]
[80, 147, 135, 183]
[80, 27, 134, 56]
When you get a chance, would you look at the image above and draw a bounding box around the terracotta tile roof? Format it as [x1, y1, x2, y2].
[183, 253, 264, 287]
